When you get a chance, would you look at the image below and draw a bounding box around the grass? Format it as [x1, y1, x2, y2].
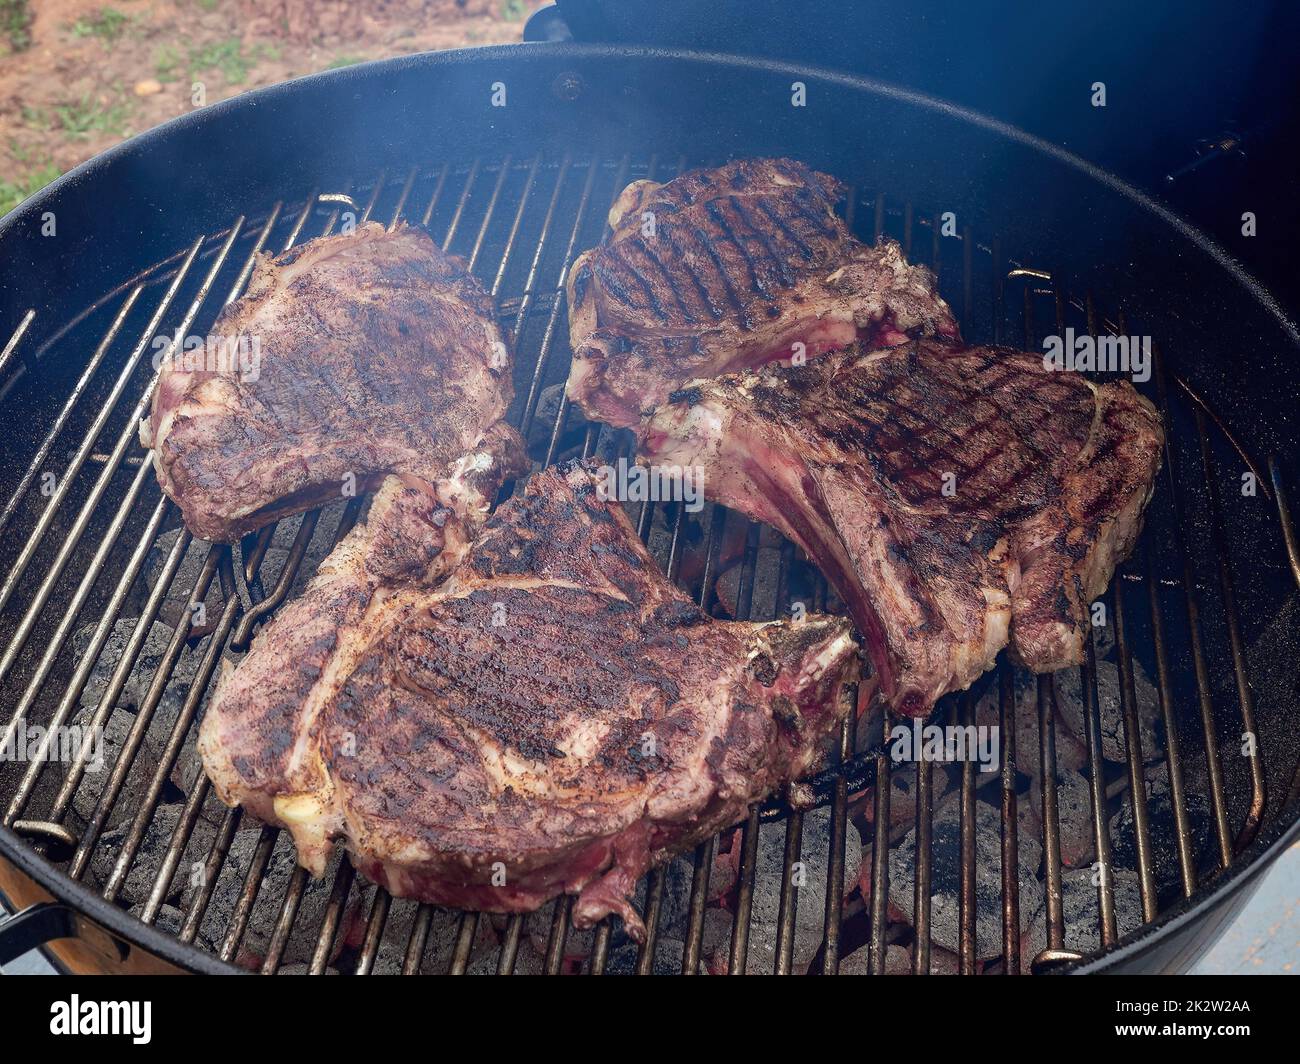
[20, 93, 132, 141]
[70, 7, 130, 46]
[154, 37, 279, 86]
[327, 54, 366, 70]
[53, 95, 132, 138]
[499, 0, 528, 21]
[1, 0, 31, 51]
[154, 42, 184, 82]
[1, 161, 61, 215]
[20, 104, 48, 130]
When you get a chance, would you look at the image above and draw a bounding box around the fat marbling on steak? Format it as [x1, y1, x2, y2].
[198, 461, 858, 938]
[639, 341, 1165, 717]
[565, 157, 959, 428]
[141, 222, 520, 542]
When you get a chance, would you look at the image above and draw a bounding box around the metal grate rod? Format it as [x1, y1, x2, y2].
[0, 237, 201, 621]
[0, 289, 141, 537]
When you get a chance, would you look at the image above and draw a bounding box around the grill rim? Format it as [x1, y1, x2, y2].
[1, 45, 1298, 975]
[3, 44, 1298, 351]
[0, 822, 241, 973]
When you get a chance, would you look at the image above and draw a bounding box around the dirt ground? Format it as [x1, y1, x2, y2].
[0, 0, 542, 214]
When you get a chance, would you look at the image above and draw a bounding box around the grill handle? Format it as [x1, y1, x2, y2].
[0, 901, 129, 969]
[0, 902, 75, 966]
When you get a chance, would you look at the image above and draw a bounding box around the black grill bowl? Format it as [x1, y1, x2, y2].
[0, 45, 1297, 975]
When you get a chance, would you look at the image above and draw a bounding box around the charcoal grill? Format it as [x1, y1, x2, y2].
[0, 46, 1298, 975]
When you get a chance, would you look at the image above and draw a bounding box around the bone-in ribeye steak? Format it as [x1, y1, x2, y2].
[565, 158, 959, 428]
[198, 462, 859, 938]
[640, 341, 1164, 716]
[141, 222, 521, 541]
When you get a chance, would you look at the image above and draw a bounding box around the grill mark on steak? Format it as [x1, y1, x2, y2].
[597, 246, 666, 322]
[199, 462, 858, 938]
[703, 199, 774, 299]
[565, 158, 958, 427]
[657, 223, 727, 321]
[691, 224, 754, 330]
[639, 341, 1164, 716]
[142, 222, 522, 542]
[629, 235, 699, 324]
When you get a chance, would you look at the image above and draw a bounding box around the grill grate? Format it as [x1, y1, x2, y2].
[1, 155, 1297, 974]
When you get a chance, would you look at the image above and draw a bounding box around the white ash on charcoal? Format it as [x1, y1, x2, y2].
[348, 896, 414, 975]
[66, 619, 216, 832]
[837, 941, 961, 975]
[453, 915, 513, 975]
[859, 761, 957, 837]
[67, 707, 138, 826]
[176, 825, 334, 970]
[1052, 626, 1163, 765]
[835, 943, 874, 975]
[727, 805, 861, 974]
[973, 668, 1087, 780]
[170, 739, 229, 828]
[589, 422, 632, 467]
[249, 839, 340, 970]
[369, 904, 479, 975]
[70, 693, 205, 830]
[887, 799, 1044, 961]
[881, 943, 912, 975]
[70, 617, 202, 723]
[594, 851, 724, 973]
[707, 829, 742, 905]
[265, 501, 360, 584]
[145, 504, 353, 633]
[394, 905, 503, 975]
[640, 856, 699, 944]
[698, 906, 735, 974]
[522, 905, 595, 974]
[1020, 865, 1143, 966]
[607, 934, 690, 975]
[499, 938, 547, 975]
[90, 802, 216, 909]
[1032, 767, 1097, 869]
[142, 531, 216, 617]
[963, 666, 1098, 869]
[1108, 763, 1212, 900]
[304, 883, 393, 974]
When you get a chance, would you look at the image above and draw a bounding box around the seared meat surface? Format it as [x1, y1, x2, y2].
[565, 158, 959, 428]
[141, 222, 519, 541]
[197, 426, 525, 851]
[199, 462, 858, 938]
[640, 342, 1164, 716]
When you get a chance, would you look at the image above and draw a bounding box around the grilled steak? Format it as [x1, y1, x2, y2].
[565, 157, 959, 427]
[639, 342, 1164, 716]
[197, 426, 525, 848]
[199, 462, 858, 938]
[141, 222, 520, 542]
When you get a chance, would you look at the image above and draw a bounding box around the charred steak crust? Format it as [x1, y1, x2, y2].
[197, 429, 525, 841]
[141, 222, 517, 542]
[565, 157, 959, 428]
[199, 462, 858, 939]
[639, 342, 1165, 717]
